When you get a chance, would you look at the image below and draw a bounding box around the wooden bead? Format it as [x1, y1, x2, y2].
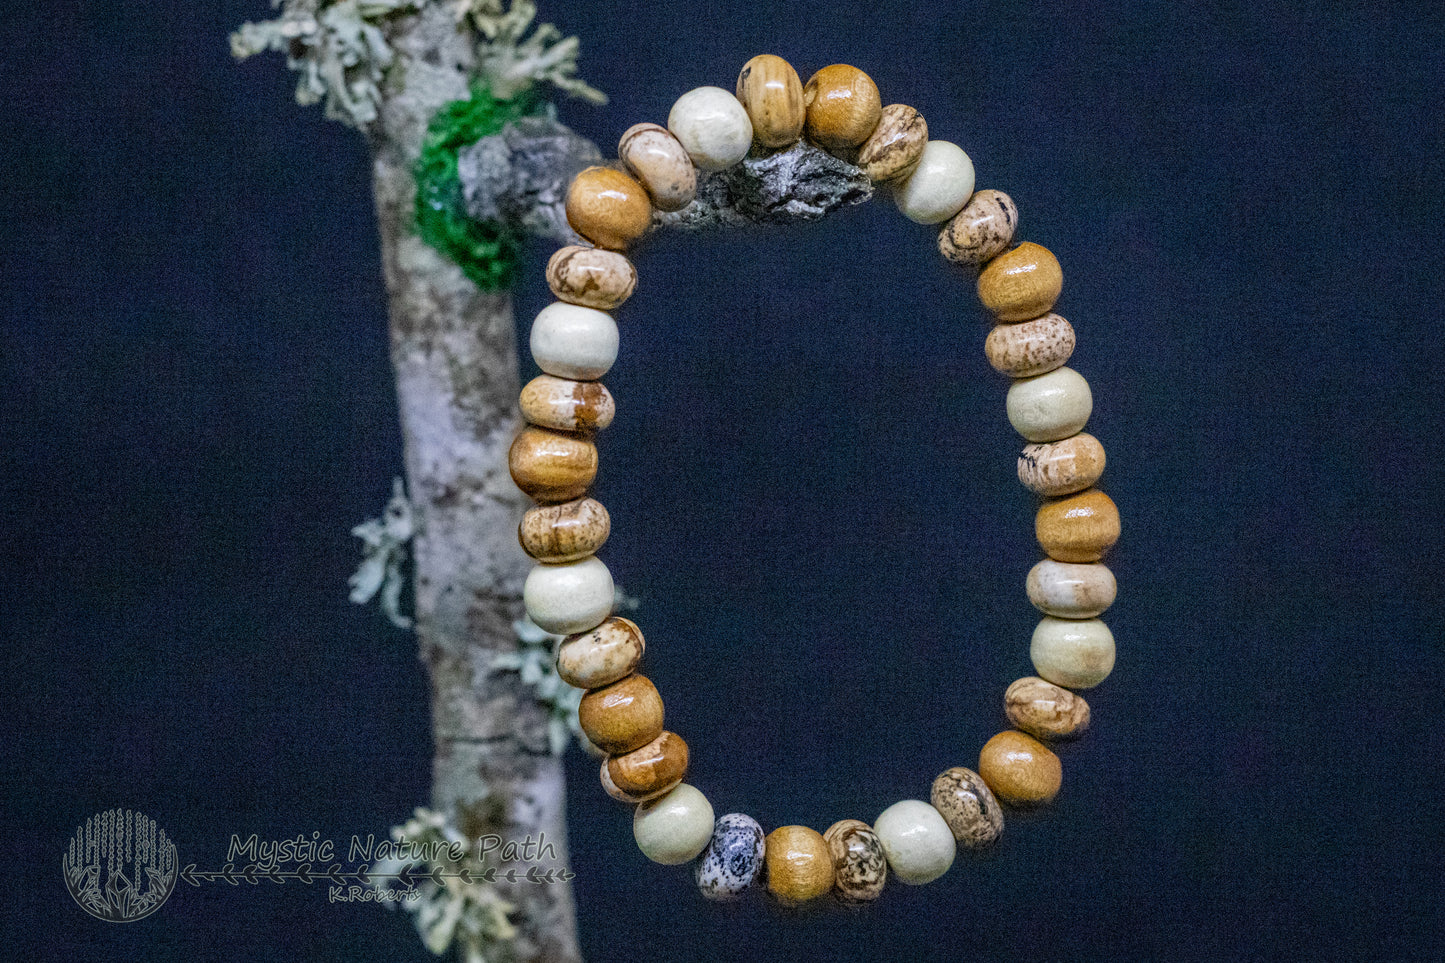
[1007, 366, 1093, 443]
[892, 140, 976, 225]
[736, 54, 805, 148]
[929, 767, 1003, 849]
[986, 313, 1076, 378]
[696, 813, 765, 900]
[607, 731, 689, 796]
[600, 757, 677, 803]
[634, 783, 714, 865]
[520, 374, 615, 433]
[977, 241, 1063, 322]
[529, 301, 618, 380]
[823, 819, 887, 904]
[978, 731, 1062, 806]
[509, 425, 597, 503]
[557, 616, 643, 689]
[1026, 559, 1116, 617]
[564, 166, 652, 250]
[1018, 432, 1106, 496]
[520, 497, 610, 564]
[545, 245, 637, 310]
[1031, 617, 1116, 689]
[578, 673, 664, 754]
[764, 825, 834, 905]
[1005, 676, 1091, 740]
[855, 103, 926, 181]
[668, 86, 753, 171]
[939, 189, 1017, 267]
[1036, 488, 1120, 563]
[873, 800, 956, 885]
[618, 123, 697, 212]
[802, 64, 882, 152]
[522, 556, 613, 635]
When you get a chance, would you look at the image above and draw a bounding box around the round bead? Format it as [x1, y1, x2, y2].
[522, 556, 613, 635]
[822, 819, 887, 903]
[978, 731, 1062, 806]
[508, 425, 597, 503]
[1031, 617, 1116, 689]
[986, 313, 1076, 378]
[696, 813, 765, 900]
[618, 123, 697, 212]
[939, 189, 1017, 267]
[600, 757, 678, 803]
[1005, 676, 1092, 740]
[608, 731, 689, 796]
[633, 783, 714, 865]
[529, 302, 618, 381]
[519, 496, 611, 563]
[929, 768, 1003, 849]
[1006, 366, 1093, 443]
[892, 140, 976, 225]
[564, 166, 652, 250]
[802, 64, 882, 152]
[1026, 559, 1116, 617]
[545, 245, 637, 310]
[1018, 432, 1106, 496]
[764, 826, 834, 905]
[557, 616, 644, 689]
[856, 103, 927, 182]
[668, 86, 753, 171]
[519, 374, 615, 433]
[978, 242, 1064, 322]
[1036, 488, 1120, 562]
[735, 54, 805, 148]
[872, 800, 955, 885]
[578, 673, 664, 754]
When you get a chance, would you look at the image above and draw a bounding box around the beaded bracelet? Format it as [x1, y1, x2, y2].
[510, 54, 1120, 905]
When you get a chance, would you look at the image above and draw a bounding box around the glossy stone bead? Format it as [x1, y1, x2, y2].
[872, 800, 955, 885]
[578, 673, 664, 754]
[736, 54, 805, 148]
[520, 497, 610, 564]
[939, 189, 1018, 267]
[522, 556, 613, 635]
[856, 103, 927, 182]
[822, 819, 887, 904]
[1026, 559, 1116, 617]
[1018, 432, 1106, 496]
[668, 86, 753, 171]
[557, 616, 644, 689]
[600, 757, 678, 803]
[634, 782, 714, 865]
[545, 245, 637, 310]
[529, 302, 618, 381]
[929, 767, 1004, 849]
[802, 64, 882, 152]
[986, 313, 1075, 378]
[978, 241, 1064, 322]
[764, 825, 834, 905]
[978, 731, 1062, 806]
[509, 425, 597, 503]
[892, 140, 976, 225]
[1031, 617, 1116, 689]
[519, 374, 615, 433]
[696, 813, 766, 900]
[1006, 366, 1093, 443]
[564, 166, 652, 250]
[1005, 676, 1092, 740]
[608, 731, 689, 797]
[618, 123, 697, 212]
[1036, 488, 1120, 563]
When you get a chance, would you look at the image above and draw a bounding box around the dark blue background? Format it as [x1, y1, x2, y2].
[5, 0, 1443, 960]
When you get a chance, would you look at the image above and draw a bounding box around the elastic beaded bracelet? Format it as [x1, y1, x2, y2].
[510, 53, 1121, 906]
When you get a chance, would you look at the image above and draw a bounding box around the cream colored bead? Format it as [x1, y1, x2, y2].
[1006, 366, 1093, 442]
[618, 123, 698, 212]
[522, 556, 614, 635]
[633, 782, 715, 865]
[1031, 616, 1116, 689]
[529, 302, 618, 380]
[892, 141, 976, 225]
[872, 800, 955, 885]
[985, 313, 1075, 377]
[1027, 560, 1117, 618]
[668, 87, 753, 171]
[1018, 432, 1106, 496]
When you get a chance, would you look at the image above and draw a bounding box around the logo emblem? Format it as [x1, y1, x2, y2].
[63, 809, 177, 921]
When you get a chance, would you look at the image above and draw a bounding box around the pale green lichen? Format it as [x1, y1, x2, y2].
[455, 0, 606, 103]
[350, 477, 417, 629]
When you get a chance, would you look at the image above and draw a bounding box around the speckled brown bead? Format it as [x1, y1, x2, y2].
[986, 313, 1076, 378]
[978, 730, 1062, 806]
[557, 616, 643, 689]
[822, 819, 887, 903]
[1018, 433, 1106, 497]
[929, 767, 1004, 849]
[765, 825, 835, 905]
[607, 731, 689, 796]
[519, 497, 610, 563]
[939, 189, 1018, 268]
[600, 757, 679, 803]
[578, 673, 664, 754]
[508, 425, 597, 503]
[618, 123, 697, 213]
[802, 64, 882, 153]
[519, 374, 616, 433]
[977, 241, 1063, 322]
[736, 54, 805, 148]
[1036, 488, 1120, 563]
[1005, 676, 1091, 740]
[546, 245, 637, 310]
[856, 104, 927, 182]
[565, 166, 653, 250]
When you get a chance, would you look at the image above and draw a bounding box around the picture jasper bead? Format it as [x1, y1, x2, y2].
[557, 616, 644, 689]
[893, 140, 976, 225]
[802, 64, 882, 152]
[578, 673, 664, 754]
[929, 767, 1004, 849]
[668, 86, 754, 171]
[522, 556, 614, 635]
[1018, 432, 1106, 496]
[939, 189, 1017, 267]
[978, 241, 1064, 322]
[1036, 488, 1120, 563]
[823, 819, 887, 903]
[519, 374, 615, 433]
[765, 825, 834, 905]
[872, 800, 956, 885]
[978, 730, 1063, 806]
[1031, 617, 1116, 689]
[1005, 676, 1091, 740]
[607, 731, 689, 796]
[736, 54, 805, 148]
[696, 813, 766, 901]
[986, 313, 1076, 378]
[618, 123, 697, 212]
[520, 496, 611, 563]
[1007, 366, 1093, 443]
[1026, 559, 1116, 617]
[634, 783, 714, 865]
[565, 166, 653, 250]
[508, 425, 597, 503]
[546, 245, 637, 310]
[856, 103, 927, 182]
[529, 301, 618, 380]
[600, 757, 678, 803]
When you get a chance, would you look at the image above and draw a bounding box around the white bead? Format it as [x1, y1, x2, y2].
[892, 141, 976, 224]
[872, 799, 956, 885]
[1027, 560, 1117, 618]
[1006, 366, 1093, 442]
[529, 302, 618, 380]
[522, 556, 614, 635]
[633, 782, 715, 865]
[1031, 616, 1116, 689]
[668, 86, 753, 171]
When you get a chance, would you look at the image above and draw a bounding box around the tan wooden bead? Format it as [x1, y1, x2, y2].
[856, 104, 927, 182]
[1036, 488, 1120, 563]
[564, 166, 653, 250]
[578, 673, 664, 754]
[600, 757, 678, 803]
[765, 825, 835, 905]
[519, 374, 615, 433]
[557, 616, 643, 689]
[519, 496, 610, 563]
[545, 245, 637, 310]
[736, 54, 805, 148]
[618, 123, 697, 213]
[508, 425, 597, 504]
[939, 189, 1018, 267]
[823, 819, 887, 903]
[986, 313, 1076, 378]
[802, 64, 882, 152]
[929, 767, 1004, 849]
[1018, 432, 1106, 497]
[607, 731, 689, 796]
[978, 730, 1062, 806]
[1005, 676, 1091, 740]
[977, 242, 1064, 322]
